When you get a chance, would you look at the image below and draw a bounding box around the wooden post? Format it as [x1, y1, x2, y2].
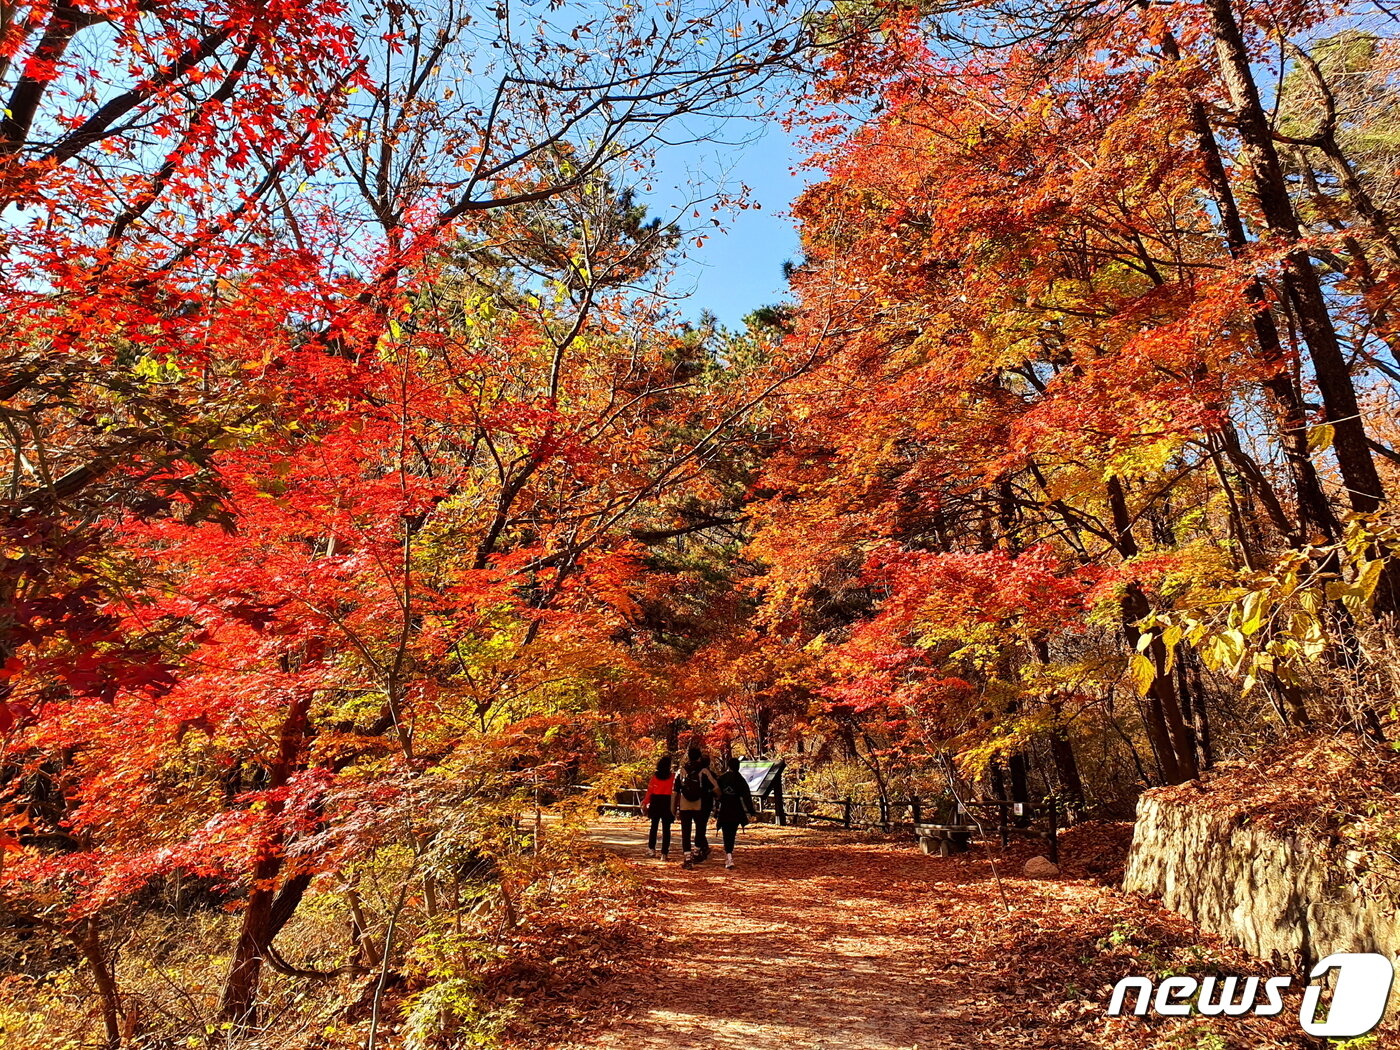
[1047, 795, 1060, 865]
[910, 797, 920, 825]
[1000, 802, 1009, 848]
[774, 776, 787, 827]
[842, 797, 852, 829]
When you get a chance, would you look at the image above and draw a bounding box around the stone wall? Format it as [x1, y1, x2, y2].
[1122, 792, 1400, 969]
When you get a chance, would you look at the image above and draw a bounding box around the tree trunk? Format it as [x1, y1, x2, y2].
[73, 918, 122, 1049]
[1048, 727, 1085, 816]
[1122, 582, 1198, 783]
[1007, 752, 1031, 827]
[347, 883, 382, 967]
[1158, 42, 1339, 541]
[1167, 20, 1400, 614]
[1200, 0, 1386, 514]
[218, 687, 315, 1024]
[1106, 475, 1198, 783]
[1184, 655, 1215, 770]
[989, 759, 1007, 802]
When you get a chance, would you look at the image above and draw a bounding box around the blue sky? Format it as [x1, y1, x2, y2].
[645, 121, 815, 329]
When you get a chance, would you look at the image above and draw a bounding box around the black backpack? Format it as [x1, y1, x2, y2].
[679, 767, 704, 802]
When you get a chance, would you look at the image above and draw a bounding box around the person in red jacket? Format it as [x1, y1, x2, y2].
[641, 755, 675, 859]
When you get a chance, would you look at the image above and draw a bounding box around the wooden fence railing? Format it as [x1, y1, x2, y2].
[760, 794, 1064, 861]
[762, 794, 933, 830]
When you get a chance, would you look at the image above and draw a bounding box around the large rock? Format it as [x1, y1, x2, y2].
[1023, 855, 1060, 878]
[1123, 792, 1400, 968]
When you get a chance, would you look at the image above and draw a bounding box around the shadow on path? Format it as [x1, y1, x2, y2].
[573, 819, 993, 1050]
[555, 815, 1325, 1050]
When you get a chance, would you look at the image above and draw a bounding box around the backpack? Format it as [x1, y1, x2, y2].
[679, 766, 705, 802]
[717, 773, 749, 823]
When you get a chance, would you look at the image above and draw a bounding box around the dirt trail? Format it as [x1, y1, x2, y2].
[580, 822, 976, 1050]
[557, 817, 1311, 1050]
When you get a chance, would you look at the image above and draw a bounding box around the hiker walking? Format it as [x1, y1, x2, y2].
[714, 756, 756, 869]
[675, 746, 719, 866]
[641, 755, 675, 859]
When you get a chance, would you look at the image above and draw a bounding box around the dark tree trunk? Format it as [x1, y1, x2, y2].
[1166, 19, 1400, 616]
[1159, 41, 1340, 542]
[1184, 655, 1215, 770]
[1049, 729, 1085, 816]
[1008, 752, 1031, 827]
[1175, 651, 1217, 771]
[74, 919, 122, 1049]
[219, 688, 315, 1024]
[1106, 476, 1197, 783]
[1200, 0, 1386, 515]
[1122, 584, 1198, 784]
[989, 759, 1007, 802]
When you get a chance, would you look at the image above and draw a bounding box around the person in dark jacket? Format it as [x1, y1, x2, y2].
[641, 755, 675, 859]
[675, 746, 719, 865]
[714, 756, 756, 869]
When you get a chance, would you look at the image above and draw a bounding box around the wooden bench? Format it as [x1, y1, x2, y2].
[915, 823, 976, 857]
[597, 788, 643, 817]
